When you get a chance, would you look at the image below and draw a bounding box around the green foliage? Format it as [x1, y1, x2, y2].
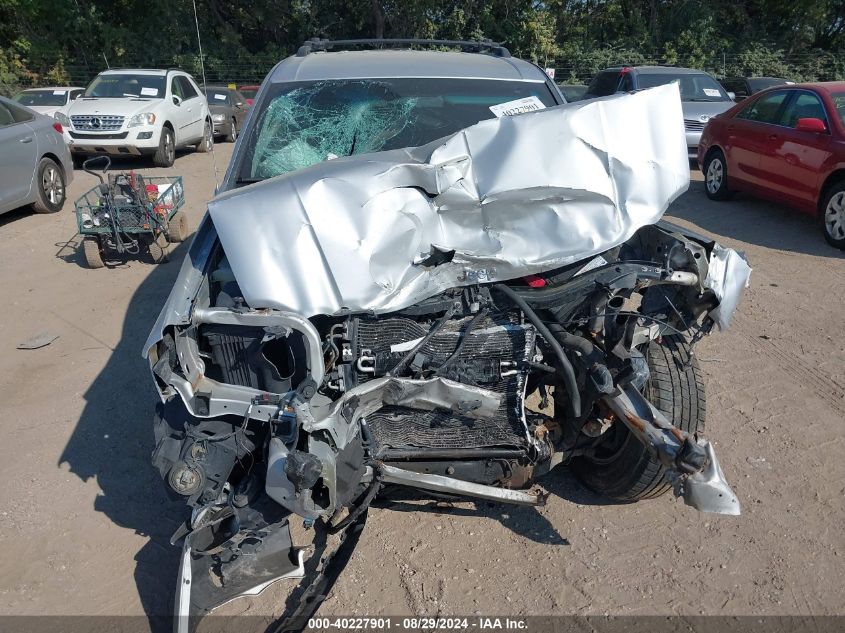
[0, 0, 843, 95]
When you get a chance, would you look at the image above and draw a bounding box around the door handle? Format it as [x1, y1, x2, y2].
[20, 136, 33, 143]
[768, 134, 778, 140]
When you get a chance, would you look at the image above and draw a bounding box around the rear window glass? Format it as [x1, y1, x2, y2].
[238, 77, 557, 182]
[748, 78, 788, 92]
[587, 71, 620, 97]
[205, 88, 232, 104]
[14, 90, 67, 107]
[636, 72, 730, 102]
[721, 79, 747, 96]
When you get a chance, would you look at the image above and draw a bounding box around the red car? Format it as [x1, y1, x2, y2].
[698, 81, 845, 248]
[238, 84, 261, 105]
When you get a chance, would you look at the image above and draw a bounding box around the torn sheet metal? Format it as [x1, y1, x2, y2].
[309, 376, 503, 442]
[208, 84, 689, 317]
[704, 244, 752, 330]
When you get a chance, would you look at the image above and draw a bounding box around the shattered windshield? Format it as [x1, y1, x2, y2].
[238, 78, 557, 182]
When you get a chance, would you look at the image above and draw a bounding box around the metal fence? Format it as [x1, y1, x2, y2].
[4, 48, 844, 96]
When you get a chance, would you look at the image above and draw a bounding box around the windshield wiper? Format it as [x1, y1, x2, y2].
[235, 177, 265, 185]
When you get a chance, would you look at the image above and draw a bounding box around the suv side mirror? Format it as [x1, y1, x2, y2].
[796, 117, 826, 133]
[172, 95, 183, 107]
[727, 91, 736, 101]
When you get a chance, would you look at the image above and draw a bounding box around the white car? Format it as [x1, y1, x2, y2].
[56, 68, 212, 167]
[12, 87, 85, 117]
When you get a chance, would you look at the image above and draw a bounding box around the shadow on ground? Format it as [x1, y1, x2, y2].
[670, 182, 845, 259]
[58, 240, 191, 629]
[373, 467, 621, 547]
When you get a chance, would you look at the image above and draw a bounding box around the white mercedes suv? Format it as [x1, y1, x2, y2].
[56, 68, 212, 167]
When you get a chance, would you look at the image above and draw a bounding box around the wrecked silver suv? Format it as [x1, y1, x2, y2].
[144, 45, 749, 630]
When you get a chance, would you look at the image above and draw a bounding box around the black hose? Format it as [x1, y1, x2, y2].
[389, 304, 456, 376]
[328, 469, 382, 535]
[587, 291, 609, 334]
[434, 307, 488, 376]
[545, 323, 598, 358]
[492, 284, 580, 419]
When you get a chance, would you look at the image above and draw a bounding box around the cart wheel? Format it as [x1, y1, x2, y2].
[166, 210, 190, 243]
[82, 237, 104, 269]
[148, 232, 170, 264]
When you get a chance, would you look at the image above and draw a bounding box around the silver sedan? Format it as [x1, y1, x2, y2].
[0, 95, 74, 216]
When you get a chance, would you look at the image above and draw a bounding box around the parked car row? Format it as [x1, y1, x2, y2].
[562, 65, 840, 249]
[5, 58, 841, 250]
[0, 70, 254, 215]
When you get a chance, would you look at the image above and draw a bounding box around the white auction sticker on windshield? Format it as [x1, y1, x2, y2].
[52, 90, 67, 95]
[703, 88, 721, 97]
[489, 96, 546, 118]
[140, 87, 159, 96]
[214, 94, 227, 100]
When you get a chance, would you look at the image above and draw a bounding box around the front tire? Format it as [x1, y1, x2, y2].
[32, 158, 66, 213]
[225, 118, 238, 143]
[153, 127, 175, 168]
[196, 119, 213, 153]
[703, 149, 731, 201]
[571, 336, 706, 501]
[821, 181, 845, 249]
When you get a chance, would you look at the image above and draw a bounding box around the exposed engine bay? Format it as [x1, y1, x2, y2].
[143, 85, 751, 630]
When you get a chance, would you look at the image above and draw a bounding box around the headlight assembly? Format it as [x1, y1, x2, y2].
[54, 111, 70, 127]
[128, 112, 156, 128]
[212, 113, 225, 122]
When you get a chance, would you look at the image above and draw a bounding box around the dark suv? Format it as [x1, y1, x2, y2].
[584, 65, 735, 157]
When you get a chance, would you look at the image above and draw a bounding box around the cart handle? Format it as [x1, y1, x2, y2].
[83, 156, 111, 184]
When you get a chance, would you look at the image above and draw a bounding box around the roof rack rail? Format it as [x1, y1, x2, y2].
[296, 38, 511, 58]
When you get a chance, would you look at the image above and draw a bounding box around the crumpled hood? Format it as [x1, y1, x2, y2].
[66, 97, 160, 119]
[208, 83, 689, 317]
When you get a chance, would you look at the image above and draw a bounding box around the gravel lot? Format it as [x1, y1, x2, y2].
[0, 144, 843, 625]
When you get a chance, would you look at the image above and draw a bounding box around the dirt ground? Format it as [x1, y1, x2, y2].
[0, 144, 843, 626]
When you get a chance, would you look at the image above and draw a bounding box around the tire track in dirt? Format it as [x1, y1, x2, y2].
[734, 314, 845, 416]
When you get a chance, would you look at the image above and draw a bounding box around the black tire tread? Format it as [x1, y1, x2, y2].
[32, 158, 65, 214]
[820, 180, 845, 249]
[571, 335, 706, 501]
[153, 127, 174, 168]
[225, 118, 237, 143]
[703, 149, 732, 201]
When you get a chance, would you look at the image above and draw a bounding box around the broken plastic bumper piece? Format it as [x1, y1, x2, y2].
[602, 385, 740, 516]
